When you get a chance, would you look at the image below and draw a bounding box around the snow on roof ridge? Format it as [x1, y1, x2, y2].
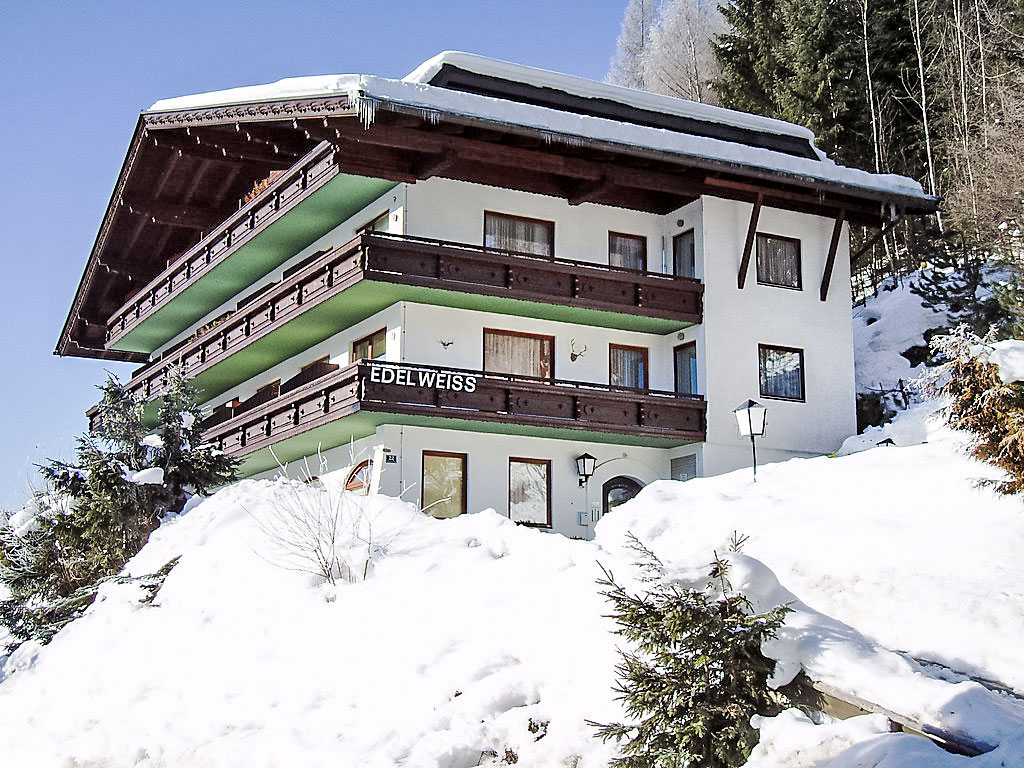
[147, 74, 361, 113]
[402, 51, 817, 143]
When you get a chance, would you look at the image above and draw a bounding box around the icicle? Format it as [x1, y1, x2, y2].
[540, 130, 583, 149]
[357, 96, 378, 129]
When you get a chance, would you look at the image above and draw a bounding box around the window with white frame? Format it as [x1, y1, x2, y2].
[758, 344, 805, 401]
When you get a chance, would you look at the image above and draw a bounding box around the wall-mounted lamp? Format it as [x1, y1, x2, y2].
[576, 452, 597, 487]
[734, 400, 767, 481]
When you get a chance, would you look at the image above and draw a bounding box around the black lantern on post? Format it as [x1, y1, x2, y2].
[733, 400, 767, 481]
[576, 453, 597, 487]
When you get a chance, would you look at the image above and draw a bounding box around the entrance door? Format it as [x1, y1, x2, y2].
[602, 476, 644, 516]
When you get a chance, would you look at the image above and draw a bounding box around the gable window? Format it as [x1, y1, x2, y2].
[484, 211, 554, 257]
[759, 344, 805, 401]
[673, 230, 695, 278]
[756, 233, 801, 289]
[422, 451, 467, 518]
[609, 232, 646, 271]
[484, 329, 554, 379]
[353, 328, 387, 361]
[674, 342, 698, 395]
[610, 344, 649, 389]
[508, 458, 551, 527]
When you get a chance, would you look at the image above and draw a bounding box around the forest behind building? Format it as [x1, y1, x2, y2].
[608, 0, 1024, 335]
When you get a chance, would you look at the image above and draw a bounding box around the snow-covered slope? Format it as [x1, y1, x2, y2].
[2, 399, 1024, 767]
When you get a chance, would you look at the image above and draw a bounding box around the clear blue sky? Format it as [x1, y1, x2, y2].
[0, 1, 627, 509]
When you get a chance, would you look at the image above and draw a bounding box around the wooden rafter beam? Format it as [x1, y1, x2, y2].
[121, 198, 224, 231]
[737, 195, 763, 289]
[820, 211, 846, 302]
[567, 175, 612, 206]
[850, 216, 903, 266]
[411, 150, 459, 179]
[151, 134, 294, 169]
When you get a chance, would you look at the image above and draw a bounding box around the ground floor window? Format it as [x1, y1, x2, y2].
[484, 329, 554, 379]
[758, 344, 805, 401]
[610, 344, 648, 389]
[345, 460, 373, 494]
[603, 476, 643, 516]
[422, 451, 467, 518]
[508, 458, 551, 527]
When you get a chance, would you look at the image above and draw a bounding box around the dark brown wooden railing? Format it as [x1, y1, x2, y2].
[202, 361, 707, 458]
[118, 232, 704, 404]
[105, 141, 339, 347]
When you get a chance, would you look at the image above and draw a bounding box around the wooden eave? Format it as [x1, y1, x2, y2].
[58, 90, 936, 361]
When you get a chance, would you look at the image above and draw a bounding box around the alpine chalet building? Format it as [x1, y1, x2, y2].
[57, 53, 936, 537]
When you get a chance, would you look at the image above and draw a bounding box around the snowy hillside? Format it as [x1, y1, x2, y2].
[2, 398, 1024, 767]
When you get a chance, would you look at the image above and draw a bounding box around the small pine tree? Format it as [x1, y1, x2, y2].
[592, 538, 790, 768]
[0, 372, 239, 643]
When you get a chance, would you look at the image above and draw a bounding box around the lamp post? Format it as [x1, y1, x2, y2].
[576, 452, 597, 487]
[733, 400, 767, 481]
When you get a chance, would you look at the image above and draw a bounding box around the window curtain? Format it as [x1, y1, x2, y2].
[484, 331, 553, 378]
[509, 460, 549, 526]
[756, 235, 800, 288]
[609, 233, 645, 270]
[610, 346, 647, 389]
[485, 213, 553, 256]
[759, 347, 803, 399]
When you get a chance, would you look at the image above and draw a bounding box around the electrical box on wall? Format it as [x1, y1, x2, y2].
[578, 509, 590, 527]
[591, 503, 601, 524]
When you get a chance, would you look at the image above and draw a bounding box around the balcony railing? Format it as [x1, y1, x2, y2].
[120, 232, 704, 403]
[202, 361, 707, 458]
[105, 141, 340, 348]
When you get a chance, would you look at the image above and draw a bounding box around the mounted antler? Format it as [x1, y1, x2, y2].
[570, 339, 588, 362]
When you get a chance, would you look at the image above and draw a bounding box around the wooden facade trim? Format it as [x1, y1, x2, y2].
[200, 361, 707, 459]
[737, 195, 763, 289]
[110, 232, 704, 407]
[820, 212, 846, 302]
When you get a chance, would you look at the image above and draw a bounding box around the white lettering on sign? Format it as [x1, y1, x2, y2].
[368, 364, 477, 393]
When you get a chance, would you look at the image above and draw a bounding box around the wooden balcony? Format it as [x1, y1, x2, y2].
[103, 142, 396, 354]
[119, 232, 704, 407]
[202, 361, 707, 474]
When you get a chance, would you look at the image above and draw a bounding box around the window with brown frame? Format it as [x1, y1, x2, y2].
[673, 230, 695, 278]
[484, 211, 554, 256]
[421, 451, 467, 519]
[608, 232, 646, 271]
[352, 328, 387, 361]
[508, 458, 551, 527]
[758, 344, 805, 401]
[674, 342, 698, 395]
[756, 233, 802, 289]
[484, 329, 554, 379]
[345, 460, 373, 494]
[610, 344, 649, 389]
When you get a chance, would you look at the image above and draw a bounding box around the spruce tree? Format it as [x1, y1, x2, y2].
[593, 539, 790, 768]
[713, 0, 789, 117]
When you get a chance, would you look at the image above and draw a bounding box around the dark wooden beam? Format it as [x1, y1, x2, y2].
[411, 150, 458, 179]
[820, 211, 846, 301]
[567, 175, 612, 206]
[152, 135, 294, 169]
[737, 195, 763, 289]
[850, 217, 903, 266]
[121, 198, 224, 231]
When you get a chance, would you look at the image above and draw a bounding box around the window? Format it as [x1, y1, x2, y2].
[671, 455, 698, 482]
[345, 460, 373, 494]
[358, 210, 390, 234]
[610, 344, 648, 389]
[484, 329, 554, 379]
[756, 233, 801, 289]
[602, 476, 643, 516]
[674, 343, 698, 395]
[422, 451, 467, 518]
[484, 211, 554, 256]
[508, 458, 551, 527]
[673, 230, 695, 278]
[353, 328, 387, 361]
[758, 344, 805, 401]
[609, 232, 646, 271]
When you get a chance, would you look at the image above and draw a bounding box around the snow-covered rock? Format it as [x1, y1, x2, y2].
[988, 339, 1024, 384]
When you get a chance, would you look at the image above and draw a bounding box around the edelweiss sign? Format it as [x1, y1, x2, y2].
[368, 364, 478, 393]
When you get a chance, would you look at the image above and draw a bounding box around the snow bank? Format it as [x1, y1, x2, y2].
[3, 406, 1023, 766]
[853, 279, 948, 394]
[988, 339, 1024, 384]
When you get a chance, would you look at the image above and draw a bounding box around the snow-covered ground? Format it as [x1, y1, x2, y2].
[1, 397, 1023, 767]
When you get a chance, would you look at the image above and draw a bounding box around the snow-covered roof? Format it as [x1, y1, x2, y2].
[145, 52, 931, 205]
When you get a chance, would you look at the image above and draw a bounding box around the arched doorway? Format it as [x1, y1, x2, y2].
[602, 476, 644, 516]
